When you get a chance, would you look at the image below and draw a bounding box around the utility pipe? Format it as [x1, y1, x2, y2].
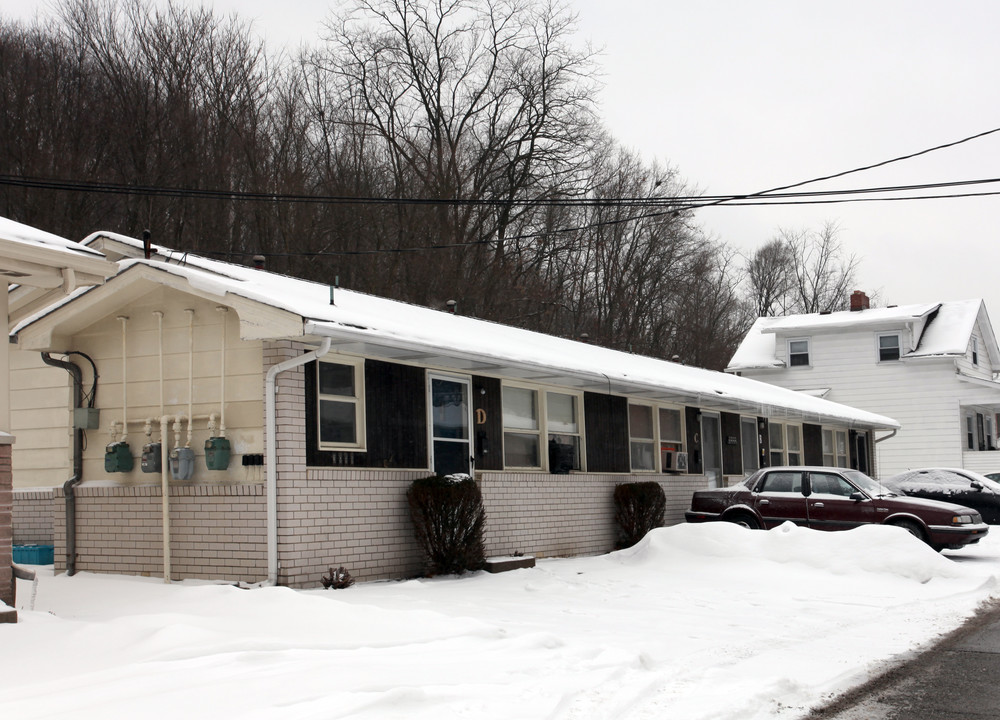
[265, 337, 331, 585]
[152, 311, 171, 583]
[186, 309, 194, 447]
[117, 316, 129, 442]
[40, 353, 83, 576]
[216, 307, 228, 438]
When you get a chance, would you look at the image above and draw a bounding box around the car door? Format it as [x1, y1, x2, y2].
[751, 470, 809, 528]
[805, 471, 876, 531]
[899, 470, 999, 524]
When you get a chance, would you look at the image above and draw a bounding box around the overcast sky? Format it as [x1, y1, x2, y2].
[8, 0, 1000, 326]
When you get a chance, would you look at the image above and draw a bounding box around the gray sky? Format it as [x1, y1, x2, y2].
[7, 0, 1000, 326]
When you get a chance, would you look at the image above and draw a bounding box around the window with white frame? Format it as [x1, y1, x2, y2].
[659, 407, 685, 471]
[786, 425, 802, 465]
[987, 415, 995, 450]
[502, 386, 541, 468]
[546, 391, 583, 471]
[317, 359, 365, 450]
[967, 415, 975, 450]
[822, 429, 835, 466]
[788, 339, 810, 367]
[835, 430, 849, 467]
[629, 403, 656, 471]
[972, 337, 980, 366]
[878, 333, 901, 362]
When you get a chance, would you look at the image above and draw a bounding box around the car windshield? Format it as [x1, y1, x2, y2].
[842, 470, 887, 496]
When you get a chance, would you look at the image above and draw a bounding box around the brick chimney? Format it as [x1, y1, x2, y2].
[850, 290, 870, 312]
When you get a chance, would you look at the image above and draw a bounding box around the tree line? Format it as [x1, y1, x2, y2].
[0, 0, 861, 370]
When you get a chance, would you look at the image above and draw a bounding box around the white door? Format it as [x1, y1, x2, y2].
[428, 374, 473, 477]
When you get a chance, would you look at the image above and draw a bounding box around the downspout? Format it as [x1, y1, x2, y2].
[265, 336, 331, 586]
[154, 310, 171, 583]
[40, 353, 83, 576]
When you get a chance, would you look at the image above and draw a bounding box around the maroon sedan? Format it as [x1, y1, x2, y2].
[685, 466, 988, 551]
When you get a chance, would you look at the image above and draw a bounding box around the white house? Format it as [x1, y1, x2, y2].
[726, 291, 1000, 479]
[10, 232, 898, 587]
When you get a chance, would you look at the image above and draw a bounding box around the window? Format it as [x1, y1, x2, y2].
[660, 406, 686, 471]
[972, 337, 980, 366]
[769, 423, 785, 466]
[629, 404, 656, 471]
[835, 430, 849, 467]
[503, 386, 541, 468]
[987, 415, 995, 451]
[878, 333, 901, 362]
[967, 415, 975, 451]
[547, 391, 582, 471]
[822, 429, 834, 466]
[317, 359, 365, 449]
[788, 339, 810, 367]
[786, 425, 802, 465]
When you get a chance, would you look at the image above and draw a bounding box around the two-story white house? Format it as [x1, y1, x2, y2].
[726, 291, 1000, 479]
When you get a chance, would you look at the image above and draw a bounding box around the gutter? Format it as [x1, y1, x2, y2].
[264, 336, 331, 586]
[40, 353, 83, 576]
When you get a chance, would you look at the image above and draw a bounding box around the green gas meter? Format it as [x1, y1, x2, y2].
[105, 441, 134, 473]
[205, 436, 231, 470]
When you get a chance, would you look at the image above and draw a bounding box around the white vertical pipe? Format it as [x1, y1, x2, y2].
[216, 307, 228, 437]
[265, 336, 331, 585]
[160, 415, 171, 583]
[186, 309, 194, 446]
[117, 316, 129, 441]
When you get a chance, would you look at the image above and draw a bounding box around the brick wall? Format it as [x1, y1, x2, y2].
[13, 488, 54, 545]
[0, 442, 13, 609]
[53, 484, 267, 582]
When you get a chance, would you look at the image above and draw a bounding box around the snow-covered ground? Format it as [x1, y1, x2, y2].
[3, 522, 999, 719]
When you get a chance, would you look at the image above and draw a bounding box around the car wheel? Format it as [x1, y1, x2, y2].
[889, 519, 927, 545]
[725, 512, 760, 530]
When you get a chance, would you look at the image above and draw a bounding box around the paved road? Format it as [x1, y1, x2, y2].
[805, 598, 1000, 719]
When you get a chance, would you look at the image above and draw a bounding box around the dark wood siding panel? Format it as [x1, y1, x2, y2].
[721, 412, 742, 476]
[685, 406, 703, 475]
[803, 423, 823, 466]
[364, 360, 427, 468]
[305, 359, 428, 469]
[472, 375, 503, 471]
[584, 393, 629, 473]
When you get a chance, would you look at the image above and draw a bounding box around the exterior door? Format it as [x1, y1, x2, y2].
[741, 417, 759, 476]
[429, 374, 472, 477]
[702, 412, 723, 487]
[855, 432, 870, 474]
[805, 471, 875, 531]
[751, 470, 809, 528]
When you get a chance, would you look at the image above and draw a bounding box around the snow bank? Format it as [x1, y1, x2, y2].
[2, 523, 999, 720]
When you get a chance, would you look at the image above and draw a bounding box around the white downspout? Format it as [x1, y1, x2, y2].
[153, 310, 171, 583]
[265, 336, 331, 586]
[117, 316, 129, 443]
[216, 306, 228, 438]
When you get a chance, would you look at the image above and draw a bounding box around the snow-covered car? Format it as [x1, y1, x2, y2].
[685, 466, 989, 551]
[882, 468, 1000, 525]
[985, 472, 1000, 483]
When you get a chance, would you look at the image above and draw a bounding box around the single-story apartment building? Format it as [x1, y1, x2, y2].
[10, 230, 899, 587]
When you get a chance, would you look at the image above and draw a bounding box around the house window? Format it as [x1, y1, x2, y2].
[822, 429, 834, 466]
[788, 339, 810, 367]
[878, 333, 901, 362]
[317, 359, 365, 449]
[503, 386, 541, 468]
[769, 423, 785, 466]
[987, 416, 995, 451]
[547, 391, 582, 471]
[835, 430, 849, 467]
[786, 425, 802, 465]
[659, 407, 685, 471]
[972, 337, 979, 366]
[967, 415, 975, 450]
[629, 403, 656, 471]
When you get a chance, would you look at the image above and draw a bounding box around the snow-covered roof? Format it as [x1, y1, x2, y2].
[728, 300, 997, 371]
[19, 232, 900, 430]
[0, 216, 106, 261]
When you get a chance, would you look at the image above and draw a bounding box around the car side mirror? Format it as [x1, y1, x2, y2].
[971, 481, 984, 492]
[850, 492, 866, 502]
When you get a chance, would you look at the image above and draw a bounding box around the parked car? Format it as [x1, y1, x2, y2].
[882, 468, 1000, 525]
[686, 466, 988, 551]
[985, 472, 1000, 483]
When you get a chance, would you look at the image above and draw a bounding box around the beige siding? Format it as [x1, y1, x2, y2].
[9, 348, 71, 488]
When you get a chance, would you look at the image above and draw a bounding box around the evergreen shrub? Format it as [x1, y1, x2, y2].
[614, 481, 666, 548]
[407, 475, 486, 576]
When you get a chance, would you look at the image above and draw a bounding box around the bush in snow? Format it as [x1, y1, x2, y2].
[614, 481, 666, 548]
[407, 474, 486, 576]
[321, 566, 355, 589]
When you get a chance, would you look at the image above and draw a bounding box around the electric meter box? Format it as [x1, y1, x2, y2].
[205, 437, 231, 470]
[105, 442, 134, 473]
[140, 443, 162, 473]
[73, 407, 101, 430]
[170, 446, 196, 480]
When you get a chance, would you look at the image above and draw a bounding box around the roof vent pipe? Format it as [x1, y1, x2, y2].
[446, 300, 457, 314]
[142, 230, 152, 260]
[252, 255, 265, 270]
